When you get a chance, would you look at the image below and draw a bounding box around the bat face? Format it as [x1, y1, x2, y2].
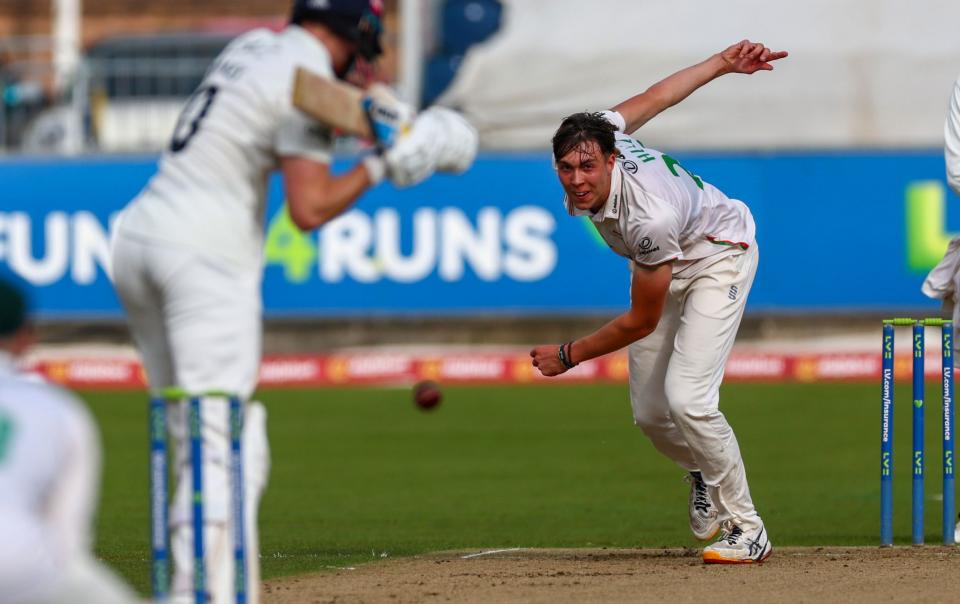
[292, 67, 374, 139]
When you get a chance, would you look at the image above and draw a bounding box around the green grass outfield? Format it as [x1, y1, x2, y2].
[87, 382, 950, 593]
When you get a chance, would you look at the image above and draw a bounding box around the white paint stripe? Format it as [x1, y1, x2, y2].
[461, 548, 524, 559]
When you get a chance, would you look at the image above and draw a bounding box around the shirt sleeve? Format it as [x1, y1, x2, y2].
[274, 62, 335, 163]
[946, 75, 960, 195]
[44, 393, 100, 559]
[275, 109, 334, 163]
[599, 110, 627, 133]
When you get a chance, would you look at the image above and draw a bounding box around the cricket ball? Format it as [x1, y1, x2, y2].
[412, 380, 442, 410]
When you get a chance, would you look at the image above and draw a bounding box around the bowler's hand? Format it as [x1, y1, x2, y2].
[530, 344, 567, 377]
[720, 40, 788, 74]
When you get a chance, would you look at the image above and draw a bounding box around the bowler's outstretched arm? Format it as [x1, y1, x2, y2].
[613, 40, 788, 133]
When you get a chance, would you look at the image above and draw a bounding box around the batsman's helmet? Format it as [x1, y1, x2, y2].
[291, 0, 384, 60]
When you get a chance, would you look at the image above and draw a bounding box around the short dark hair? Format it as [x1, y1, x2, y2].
[0, 277, 27, 337]
[552, 112, 617, 161]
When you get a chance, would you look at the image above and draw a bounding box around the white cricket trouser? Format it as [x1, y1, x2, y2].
[628, 244, 763, 531]
[110, 233, 262, 400]
[111, 233, 269, 604]
[945, 242, 960, 359]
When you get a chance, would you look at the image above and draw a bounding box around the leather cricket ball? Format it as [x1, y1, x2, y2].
[412, 380, 442, 410]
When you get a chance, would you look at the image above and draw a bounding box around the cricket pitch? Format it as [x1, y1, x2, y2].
[263, 546, 960, 603]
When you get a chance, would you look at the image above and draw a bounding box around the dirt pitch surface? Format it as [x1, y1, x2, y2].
[262, 546, 960, 603]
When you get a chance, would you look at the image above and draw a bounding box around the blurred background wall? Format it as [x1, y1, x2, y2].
[441, 0, 960, 150]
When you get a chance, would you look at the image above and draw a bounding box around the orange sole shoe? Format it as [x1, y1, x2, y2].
[703, 545, 773, 564]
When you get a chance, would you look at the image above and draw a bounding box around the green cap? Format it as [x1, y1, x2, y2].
[0, 277, 27, 337]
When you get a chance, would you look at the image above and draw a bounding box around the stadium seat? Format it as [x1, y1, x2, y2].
[425, 0, 502, 105]
[439, 0, 503, 56]
[423, 53, 463, 106]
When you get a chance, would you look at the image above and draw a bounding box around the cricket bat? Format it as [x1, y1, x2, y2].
[292, 67, 374, 139]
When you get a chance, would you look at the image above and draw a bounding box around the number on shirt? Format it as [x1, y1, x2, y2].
[0, 413, 14, 463]
[170, 85, 219, 153]
[661, 154, 704, 190]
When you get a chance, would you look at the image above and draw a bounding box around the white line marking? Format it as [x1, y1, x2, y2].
[461, 548, 524, 559]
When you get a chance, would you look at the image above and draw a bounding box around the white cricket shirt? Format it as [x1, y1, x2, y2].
[117, 25, 336, 267]
[564, 111, 755, 275]
[0, 352, 100, 594]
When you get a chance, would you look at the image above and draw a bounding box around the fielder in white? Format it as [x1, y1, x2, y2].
[530, 40, 787, 564]
[921, 71, 960, 543]
[109, 1, 477, 602]
[0, 277, 138, 604]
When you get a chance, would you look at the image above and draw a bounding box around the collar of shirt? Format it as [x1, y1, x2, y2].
[563, 163, 623, 223]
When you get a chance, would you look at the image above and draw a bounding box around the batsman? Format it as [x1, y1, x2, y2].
[109, 1, 477, 602]
[531, 40, 787, 563]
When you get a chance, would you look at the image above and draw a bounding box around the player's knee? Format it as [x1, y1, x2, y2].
[631, 400, 670, 433]
[666, 402, 709, 430]
[663, 373, 717, 421]
[663, 382, 713, 426]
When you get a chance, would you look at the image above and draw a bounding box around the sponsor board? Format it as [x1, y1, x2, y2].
[22, 351, 938, 389]
[1, 151, 957, 317]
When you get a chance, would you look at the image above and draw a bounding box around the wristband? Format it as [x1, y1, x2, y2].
[557, 341, 578, 369]
[362, 153, 386, 185]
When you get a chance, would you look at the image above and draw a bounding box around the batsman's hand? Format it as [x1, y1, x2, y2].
[383, 110, 444, 187]
[530, 344, 568, 377]
[720, 40, 788, 75]
[362, 83, 415, 149]
[382, 106, 479, 187]
[424, 106, 478, 173]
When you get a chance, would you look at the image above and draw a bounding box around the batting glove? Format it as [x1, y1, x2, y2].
[383, 110, 444, 187]
[424, 106, 478, 174]
[362, 83, 415, 149]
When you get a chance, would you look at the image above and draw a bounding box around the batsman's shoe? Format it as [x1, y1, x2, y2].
[702, 521, 772, 564]
[955, 518, 960, 544]
[686, 471, 720, 540]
